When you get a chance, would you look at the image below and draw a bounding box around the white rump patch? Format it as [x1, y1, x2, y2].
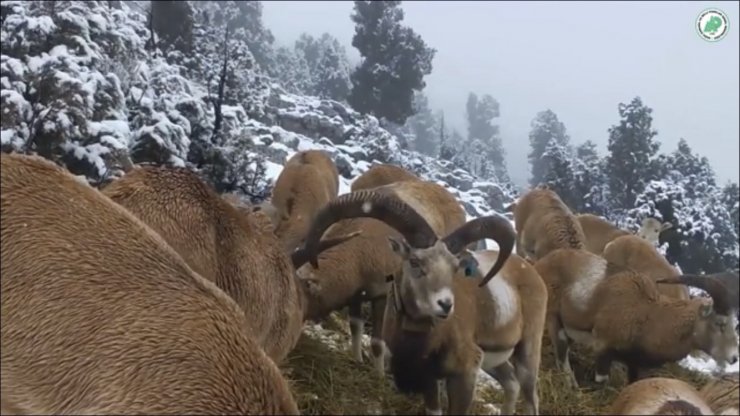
[361, 201, 372, 213]
[568, 256, 607, 311]
[481, 349, 515, 372]
[472, 251, 518, 327]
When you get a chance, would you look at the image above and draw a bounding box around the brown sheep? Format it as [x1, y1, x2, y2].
[0, 153, 299, 415]
[603, 234, 689, 300]
[534, 249, 738, 387]
[295, 178, 467, 374]
[608, 377, 714, 415]
[350, 163, 421, 192]
[271, 150, 340, 253]
[301, 189, 520, 414]
[101, 165, 356, 363]
[509, 187, 585, 262]
[699, 374, 739, 415]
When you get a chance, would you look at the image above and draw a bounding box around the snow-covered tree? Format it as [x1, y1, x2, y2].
[312, 35, 351, 101]
[528, 109, 570, 187]
[403, 91, 438, 156]
[572, 140, 609, 215]
[272, 46, 312, 95]
[150, 0, 194, 54]
[606, 96, 660, 209]
[541, 136, 577, 210]
[466, 92, 509, 182]
[348, 0, 436, 124]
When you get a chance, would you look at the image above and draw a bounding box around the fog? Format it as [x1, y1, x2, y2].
[263, 1, 739, 186]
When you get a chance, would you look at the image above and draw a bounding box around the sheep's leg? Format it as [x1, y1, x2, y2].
[446, 372, 476, 415]
[547, 315, 578, 388]
[593, 349, 614, 384]
[348, 300, 364, 363]
[513, 340, 541, 415]
[486, 361, 520, 415]
[370, 295, 388, 376]
[423, 378, 442, 415]
[626, 363, 646, 384]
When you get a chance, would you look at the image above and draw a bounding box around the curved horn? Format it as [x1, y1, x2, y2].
[441, 214, 516, 287]
[303, 190, 438, 268]
[657, 275, 733, 315]
[291, 231, 362, 269]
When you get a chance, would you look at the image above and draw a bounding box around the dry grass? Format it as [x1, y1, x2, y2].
[281, 312, 718, 415]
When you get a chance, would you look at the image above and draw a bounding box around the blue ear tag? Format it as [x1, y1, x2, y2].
[464, 263, 477, 277]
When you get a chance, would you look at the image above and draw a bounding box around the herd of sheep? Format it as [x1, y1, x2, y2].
[1, 150, 738, 415]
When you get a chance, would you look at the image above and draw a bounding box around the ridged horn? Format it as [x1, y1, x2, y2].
[302, 190, 438, 268]
[291, 231, 362, 269]
[657, 275, 733, 315]
[441, 214, 516, 287]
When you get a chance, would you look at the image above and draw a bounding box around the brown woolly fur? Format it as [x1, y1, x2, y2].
[699, 373, 739, 415]
[272, 150, 340, 253]
[603, 234, 689, 300]
[351, 163, 421, 191]
[0, 153, 299, 415]
[512, 188, 585, 261]
[101, 165, 303, 363]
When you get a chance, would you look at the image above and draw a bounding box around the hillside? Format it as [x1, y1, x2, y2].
[0, 1, 735, 415]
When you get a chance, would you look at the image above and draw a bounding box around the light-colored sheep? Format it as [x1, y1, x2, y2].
[508, 187, 585, 262]
[301, 190, 521, 415]
[101, 164, 356, 363]
[0, 153, 299, 415]
[608, 377, 714, 415]
[602, 234, 689, 300]
[271, 150, 340, 253]
[637, 217, 673, 246]
[534, 249, 738, 387]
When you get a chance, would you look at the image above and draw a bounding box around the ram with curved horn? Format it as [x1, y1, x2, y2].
[303, 190, 546, 415]
[535, 248, 739, 388]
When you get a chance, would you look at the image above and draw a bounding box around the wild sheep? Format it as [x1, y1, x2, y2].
[508, 187, 585, 262]
[0, 153, 299, 415]
[698, 373, 739, 415]
[271, 149, 340, 253]
[350, 163, 421, 192]
[295, 177, 467, 375]
[577, 214, 673, 255]
[534, 249, 739, 387]
[301, 190, 525, 415]
[101, 164, 357, 363]
[607, 377, 715, 415]
[602, 234, 689, 300]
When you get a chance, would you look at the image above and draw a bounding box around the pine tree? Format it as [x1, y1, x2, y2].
[528, 109, 570, 187]
[541, 137, 577, 210]
[572, 140, 608, 215]
[721, 182, 739, 243]
[348, 0, 436, 124]
[312, 35, 352, 101]
[272, 46, 313, 95]
[606, 96, 660, 209]
[405, 92, 439, 156]
[150, 1, 194, 54]
[465, 93, 509, 182]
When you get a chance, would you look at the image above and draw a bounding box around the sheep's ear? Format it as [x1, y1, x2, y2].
[388, 236, 410, 257]
[660, 222, 673, 232]
[458, 253, 479, 277]
[700, 302, 713, 317]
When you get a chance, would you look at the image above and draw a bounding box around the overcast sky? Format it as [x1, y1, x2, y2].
[262, 1, 739, 187]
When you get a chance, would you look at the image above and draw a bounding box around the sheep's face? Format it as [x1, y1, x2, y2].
[637, 218, 671, 244]
[693, 302, 739, 367]
[389, 238, 473, 320]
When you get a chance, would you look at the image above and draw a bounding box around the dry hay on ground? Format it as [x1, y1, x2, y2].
[282, 312, 718, 415]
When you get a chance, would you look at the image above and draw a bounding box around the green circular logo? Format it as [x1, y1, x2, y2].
[696, 8, 730, 42]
